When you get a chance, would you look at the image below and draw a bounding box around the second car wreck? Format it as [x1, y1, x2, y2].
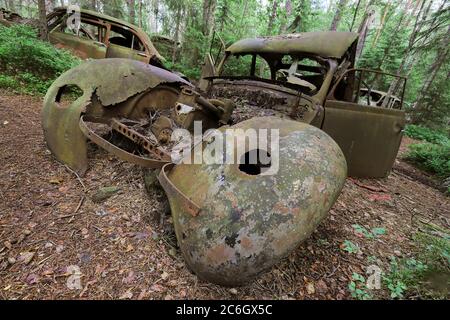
[41, 31, 406, 286]
[200, 32, 407, 178]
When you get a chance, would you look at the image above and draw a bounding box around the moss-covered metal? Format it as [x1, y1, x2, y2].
[160, 117, 347, 286]
[226, 32, 359, 59]
[42, 58, 190, 175]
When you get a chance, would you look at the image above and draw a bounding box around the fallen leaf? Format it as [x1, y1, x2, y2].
[4, 241, 12, 250]
[42, 269, 54, 276]
[49, 177, 63, 184]
[26, 273, 39, 285]
[119, 289, 133, 300]
[229, 288, 238, 295]
[161, 271, 169, 280]
[306, 282, 315, 295]
[66, 265, 82, 290]
[58, 186, 69, 193]
[18, 251, 35, 265]
[123, 271, 135, 284]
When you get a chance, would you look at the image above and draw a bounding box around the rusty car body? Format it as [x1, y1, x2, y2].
[42, 58, 347, 286]
[199, 31, 407, 178]
[0, 7, 37, 27]
[359, 88, 402, 109]
[0, 6, 166, 67]
[41, 31, 408, 286]
[46, 7, 165, 67]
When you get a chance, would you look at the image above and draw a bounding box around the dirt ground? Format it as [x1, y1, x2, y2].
[0, 91, 448, 300]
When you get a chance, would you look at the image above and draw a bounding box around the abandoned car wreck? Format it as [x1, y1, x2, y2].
[41, 31, 407, 286]
[199, 31, 407, 178]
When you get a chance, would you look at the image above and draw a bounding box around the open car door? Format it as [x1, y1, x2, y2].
[322, 69, 406, 178]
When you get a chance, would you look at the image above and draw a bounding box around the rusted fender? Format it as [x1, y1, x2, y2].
[159, 117, 347, 286]
[42, 58, 190, 175]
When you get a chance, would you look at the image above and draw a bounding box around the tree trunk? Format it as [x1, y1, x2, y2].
[90, 0, 97, 11]
[355, 0, 375, 61]
[172, 5, 182, 63]
[7, 0, 15, 12]
[238, 0, 249, 36]
[38, 0, 48, 41]
[280, 0, 292, 34]
[329, 0, 348, 31]
[138, 0, 143, 28]
[381, 0, 430, 108]
[202, 0, 217, 36]
[267, 0, 278, 35]
[412, 25, 450, 118]
[349, 0, 361, 32]
[127, 0, 136, 25]
[371, 1, 390, 48]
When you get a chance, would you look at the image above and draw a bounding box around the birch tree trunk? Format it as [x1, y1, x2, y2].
[355, 0, 375, 61]
[329, 0, 348, 31]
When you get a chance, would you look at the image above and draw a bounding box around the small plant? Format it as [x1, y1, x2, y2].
[348, 272, 372, 300]
[342, 240, 360, 253]
[382, 231, 449, 300]
[352, 224, 386, 239]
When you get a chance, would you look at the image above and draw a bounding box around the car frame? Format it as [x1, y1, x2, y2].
[199, 31, 407, 178]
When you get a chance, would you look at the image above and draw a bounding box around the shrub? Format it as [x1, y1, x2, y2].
[405, 142, 450, 178]
[0, 24, 79, 94]
[404, 124, 449, 146]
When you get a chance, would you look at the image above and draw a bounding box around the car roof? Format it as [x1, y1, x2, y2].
[51, 7, 164, 61]
[226, 31, 359, 59]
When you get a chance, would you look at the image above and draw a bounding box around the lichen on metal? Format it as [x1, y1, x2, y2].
[159, 117, 347, 286]
[226, 32, 359, 58]
[42, 58, 191, 175]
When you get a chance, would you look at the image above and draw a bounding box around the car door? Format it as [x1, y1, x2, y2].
[49, 17, 107, 60]
[105, 24, 150, 63]
[322, 69, 406, 178]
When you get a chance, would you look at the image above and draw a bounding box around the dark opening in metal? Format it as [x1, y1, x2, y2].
[238, 149, 271, 175]
[55, 84, 83, 108]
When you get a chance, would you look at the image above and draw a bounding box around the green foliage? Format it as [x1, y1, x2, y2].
[342, 240, 360, 254]
[348, 272, 372, 300]
[352, 224, 386, 239]
[405, 142, 450, 178]
[383, 232, 449, 299]
[0, 24, 79, 94]
[404, 125, 450, 145]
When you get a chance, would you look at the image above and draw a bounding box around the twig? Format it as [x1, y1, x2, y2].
[57, 196, 85, 219]
[63, 164, 87, 193]
[349, 178, 387, 192]
[37, 255, 53, 266]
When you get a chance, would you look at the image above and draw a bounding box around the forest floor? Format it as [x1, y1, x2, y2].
[0, 91, 448, 300]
